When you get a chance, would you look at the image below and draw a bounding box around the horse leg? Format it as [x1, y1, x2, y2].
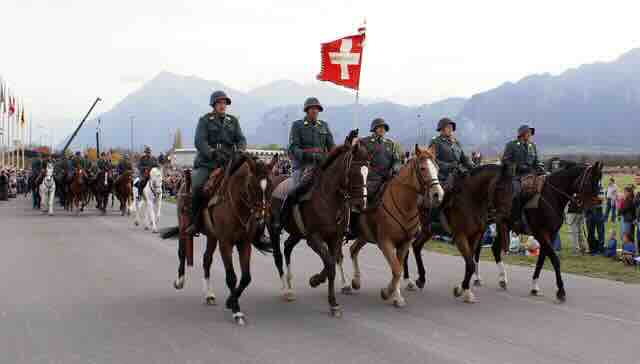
[229, 241, 252, 326]
[413, 238, 429, 290]
[402, 244, 419, 292]
[218, 241, 239, 318]
[378, 240, 405, 307]
[394, 242, 412, 304]
[337, 243, 353, 295]
[326, 239, 341, 317]
[473, 241, 483, 287]
[269, 224, 286, 296]
[173, 237, 187, 290]
[544, 241, 566, 302]
[202, 237, 218, 305]
[148, 196, 158, 233]
[492, 233, 508, 290]
[283, 235, 302, 300]
[530, 246, 546, 296]
[349, 238, 367, 290]
[307, 235, 341, 317]
[48, 188, 55, 216]
[453, 234, 477, 303]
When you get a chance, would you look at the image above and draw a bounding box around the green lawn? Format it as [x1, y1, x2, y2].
[425, 173, 640, 284]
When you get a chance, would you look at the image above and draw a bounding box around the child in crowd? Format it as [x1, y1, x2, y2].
[621, 233, 637, 266]
[619, 187, 636, 241]
[604, 230, 617, 258]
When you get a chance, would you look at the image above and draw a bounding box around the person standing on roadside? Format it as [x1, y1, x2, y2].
[605, 177, 618, 222]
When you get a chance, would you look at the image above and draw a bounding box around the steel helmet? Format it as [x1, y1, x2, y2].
[370, 118, 390, 132]
[436, 117, 456, 132]
[303, 97, 324, 112]
[209, 90, 232, 106]
[518, 124, 535, 136]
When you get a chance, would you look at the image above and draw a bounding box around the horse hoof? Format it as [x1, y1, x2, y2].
[405, 280, 418, 292]
[173, 279, 184, 290]
[309, 275, 324, 288]
[380, 288, 391, 301]
[282, 291, 296, 302]
[463, 290, 476, 304]
[329, 305, 343, 318]
[556, 290, 566, 303]
[152, 229, 158, 234]
[205, 296, 217, 305]
[341, 286, 353, 295]
[530, 289, 542, 297]
[134, 221, 139, 226]
[453, 286, 462, 298]
[233, 313, 246, 326]
[351, 279, 361, 291]
[473, 279, 483, 287]
[416, 278, 426, 290]
[499, 280, 508, 290]
[144, 227, 149, 231]
[393, 298, 407, 308]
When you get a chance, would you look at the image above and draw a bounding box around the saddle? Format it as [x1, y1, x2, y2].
[520, 174, 546, 209]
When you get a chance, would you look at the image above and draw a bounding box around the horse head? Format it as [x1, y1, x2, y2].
[413, 144, 444, 207]
[573, 161, 603, 209]
[149, 167, 163, 193]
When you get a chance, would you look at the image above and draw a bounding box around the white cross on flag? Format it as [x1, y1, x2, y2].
[317, 30, 365, 90]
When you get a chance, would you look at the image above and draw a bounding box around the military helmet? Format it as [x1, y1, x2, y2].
[436, 118, 456, 132]
[144, 145, 151, 153]
[209, 90, 231, 106]
[303, 97, 324, 112]
[518, 124, 535, 136]
[370, 118, 390, 132]
[75, 151, 81, 156]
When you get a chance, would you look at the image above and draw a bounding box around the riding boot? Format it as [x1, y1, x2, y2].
[280, 183, 307, 227]
[511, 196, 523, 233]
[186, 188, 204, 237]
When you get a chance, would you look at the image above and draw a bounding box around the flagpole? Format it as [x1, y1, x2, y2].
[353, 21, 366, 132]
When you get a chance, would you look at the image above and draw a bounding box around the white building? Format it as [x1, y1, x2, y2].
[171, 148, 285, 168]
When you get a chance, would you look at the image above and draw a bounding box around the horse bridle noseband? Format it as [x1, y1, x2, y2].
[545, 165, 595, 207]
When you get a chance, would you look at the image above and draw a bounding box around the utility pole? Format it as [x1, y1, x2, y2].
[62, 97, 102, 155]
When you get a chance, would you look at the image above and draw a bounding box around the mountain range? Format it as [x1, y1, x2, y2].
[61, 48, 640, 154]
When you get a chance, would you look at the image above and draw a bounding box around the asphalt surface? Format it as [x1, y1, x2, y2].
[1, 196, 639, 364]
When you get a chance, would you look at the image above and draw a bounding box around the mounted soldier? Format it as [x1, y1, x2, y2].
[97, 152, 112, 172]
[186, 90, 247, 236]
[137, 146, 158, 191]
[501, 124, 545, 232]
[71, 151, 87, 171]
[360, 118, 401, 204]
[117, 154, 133, 176]
[430, 117, 474, 191]
[275, 97, 335, 229]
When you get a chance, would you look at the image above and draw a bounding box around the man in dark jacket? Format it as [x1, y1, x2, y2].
[361, 118, 401, 203]
[186, 90, 246, 235]
[501, 124, 545, 232]
[430, 118, 474, 190]
[275, 97, 335, 229]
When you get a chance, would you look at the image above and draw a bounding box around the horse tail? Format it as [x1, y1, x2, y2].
[160, 226, 180, 239]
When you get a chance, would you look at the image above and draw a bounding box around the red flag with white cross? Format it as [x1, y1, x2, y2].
[317, 28, 366, 90]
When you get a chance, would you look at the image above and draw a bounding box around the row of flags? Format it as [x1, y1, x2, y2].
[0, 80, 26, 126]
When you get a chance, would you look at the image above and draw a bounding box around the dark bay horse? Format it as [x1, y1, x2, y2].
[491, 161, 603, 302]
[67, 168, 87, 214]
[114, 171, 133, 216]
[401, 164, 511, 303]
[269, 134, 369, 317]
[201, 155, 273, 325]
[94, 170, 113, 214]
[344, 145, 444, 307]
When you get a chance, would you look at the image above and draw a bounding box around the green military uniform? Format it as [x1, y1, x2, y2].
[137, 155, 158, 175]
[429, 135, 473, 183]
[117, 158, 132, 175]
[288, 117, 335, 173]
[31, 158, 43, 176]
[501, 140, 544, 177]
[361, 118, 401, 203]
[501, 124, 544, 231]
[71, 155, 88, 170]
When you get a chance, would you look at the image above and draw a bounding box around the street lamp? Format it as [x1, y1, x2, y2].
[130, 116, 135, 153]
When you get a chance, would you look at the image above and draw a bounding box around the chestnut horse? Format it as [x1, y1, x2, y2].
[269, 133, 369, 317]
[344, 145, 444, 307]
[67, 167, 87, 215]
[114, 171, 133, 216]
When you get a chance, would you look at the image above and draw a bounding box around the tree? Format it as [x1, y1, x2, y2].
[173, 129, 183, 150]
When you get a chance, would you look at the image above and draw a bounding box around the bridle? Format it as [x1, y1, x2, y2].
[225, 161, 270, 232]
[414, 156, 440, 195]
[338, 148, 369, 205]
[545, 164, 596, 208]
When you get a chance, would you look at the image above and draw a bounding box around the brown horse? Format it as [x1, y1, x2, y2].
[67, 167, 87, 214]
[114, 171, 133, 216]
[199, 155, 273, 325]
[94, 170, 113, 215]
[345, 145, 444, 307]
[269, 134, 369, 317]
[398, 163, 512, 303]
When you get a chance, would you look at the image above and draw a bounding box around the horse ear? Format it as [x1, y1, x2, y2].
[414, 144, 419, 155]
[427, 144, 436, 157]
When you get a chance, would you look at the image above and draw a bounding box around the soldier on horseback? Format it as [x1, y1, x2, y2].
[275, 97, 335, 229]
[501, 124, 545, 232]
[186, 90, 247, 236]
[117, 154, 133, 176]
[430, 118, 474, 191]
[360, 118, 401, 204]
[136, 146, 158, 191]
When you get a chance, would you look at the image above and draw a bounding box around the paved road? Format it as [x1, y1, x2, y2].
[1, 197, 639, 364]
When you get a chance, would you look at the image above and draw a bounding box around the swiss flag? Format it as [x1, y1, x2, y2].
[317, 31, 365, 90]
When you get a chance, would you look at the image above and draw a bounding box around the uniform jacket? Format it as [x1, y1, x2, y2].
[429, 135, 473, 181]
[193, 112, 246, 169]
[288, 118, 335, 169]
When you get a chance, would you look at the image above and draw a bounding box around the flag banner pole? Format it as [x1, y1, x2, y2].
[353, 89, 359, 131]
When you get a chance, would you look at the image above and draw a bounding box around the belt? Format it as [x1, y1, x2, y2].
[213, 144, 236, 151]
[302, 148, 325, 153]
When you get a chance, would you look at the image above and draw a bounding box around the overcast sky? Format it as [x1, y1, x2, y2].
[1, 0, 638, 142]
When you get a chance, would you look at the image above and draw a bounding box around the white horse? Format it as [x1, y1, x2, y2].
[133, 167, 163, 233]
[39, 164, 56, 216]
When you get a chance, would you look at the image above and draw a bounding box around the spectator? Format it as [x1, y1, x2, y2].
[585, 185, 606, 255]
[619, 186, 636, 242]
[605, 177, 617, 222]
[621, 233, 637, 266]
[566, 199, 587, 255]
[604, 230, 617, 258]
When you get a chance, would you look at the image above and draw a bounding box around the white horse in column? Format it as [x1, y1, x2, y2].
[39, 164, 56, 216]
[135, 167, 163, 233]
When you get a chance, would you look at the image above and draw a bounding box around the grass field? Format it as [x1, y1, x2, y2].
[425, 174, 640, 284]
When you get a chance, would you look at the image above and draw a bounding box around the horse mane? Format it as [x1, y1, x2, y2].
[320, 145, 350, 171]
[469, 163, 502, 176]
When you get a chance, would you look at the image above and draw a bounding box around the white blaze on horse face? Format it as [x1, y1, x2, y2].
[426, 159, 444, 206]
[360, 165, 368, 208]
[259, 179, 267, 192]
